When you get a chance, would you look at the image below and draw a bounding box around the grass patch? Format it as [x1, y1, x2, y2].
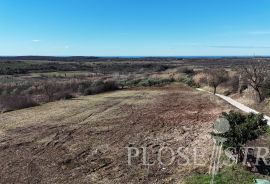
[185, 165, 259, 184]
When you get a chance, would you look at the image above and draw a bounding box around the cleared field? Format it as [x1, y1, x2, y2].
[0, 84, 234, 183]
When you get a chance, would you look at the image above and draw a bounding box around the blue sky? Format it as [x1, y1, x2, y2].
[1, 0, 270, 56]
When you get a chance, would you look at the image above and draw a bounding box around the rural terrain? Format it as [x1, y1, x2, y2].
[0, 83, 234, 183]
[0, 56, 270, 183]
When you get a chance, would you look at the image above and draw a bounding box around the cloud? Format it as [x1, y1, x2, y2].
[32, 39, 41, 42]
[64, 45, 70, 49]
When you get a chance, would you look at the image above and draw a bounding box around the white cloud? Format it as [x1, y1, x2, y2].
[32, 39, 41, 42]
[65, 45, 70, 49]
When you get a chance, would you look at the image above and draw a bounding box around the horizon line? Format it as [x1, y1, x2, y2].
[1, 55, 270, 58]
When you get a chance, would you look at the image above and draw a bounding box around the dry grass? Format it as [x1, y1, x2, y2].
[0, 84, 235, 183]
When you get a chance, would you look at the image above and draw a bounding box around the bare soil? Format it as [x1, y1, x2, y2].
[0, 84, 234, 184]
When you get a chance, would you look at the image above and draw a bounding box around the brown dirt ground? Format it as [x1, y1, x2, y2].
[0, 84, 234, 184]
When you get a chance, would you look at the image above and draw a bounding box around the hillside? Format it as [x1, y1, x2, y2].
[0, 84, 234, 183]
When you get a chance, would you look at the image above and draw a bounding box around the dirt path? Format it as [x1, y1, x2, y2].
[197, 88, 270, 125]
[0, 84, 234, 184]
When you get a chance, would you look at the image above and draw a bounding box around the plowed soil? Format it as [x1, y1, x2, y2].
[0, 84, 234, 184]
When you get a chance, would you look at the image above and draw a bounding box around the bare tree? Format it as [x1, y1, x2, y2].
[207, 69, 229, 94]
[43, 82, 60, 101]
[240, 61, 269, 103]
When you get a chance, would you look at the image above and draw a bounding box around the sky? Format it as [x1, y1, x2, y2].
[1, 0, 270, 56]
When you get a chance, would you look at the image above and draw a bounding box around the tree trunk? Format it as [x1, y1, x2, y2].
[214, 87, 217, 95]
[236, 147, 241, 164]
[255, 87, 264, 103]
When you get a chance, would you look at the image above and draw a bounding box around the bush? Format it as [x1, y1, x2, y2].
[193, 72, 208, 85]
[137, 78, 174, 87]
[138, 78, 156, 87]
[229, 75, 240, 93]
[212, 111, 268, 163]
[178, 67, 194, 75]
[0, 94, 38, 112]
[125, 79, 143, 88]
[223, 90, 232, 96]
[180, 74, 199, 87]
[263, 79, 270, 98]
[54, 91, 75, 100]
[103, 80, 119, 91]
[83, 80, 119, 95]
[77, 81, 93, 94]
[42, 82, 62, 102]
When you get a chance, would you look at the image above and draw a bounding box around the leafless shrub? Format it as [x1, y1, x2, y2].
[177, 67, 194, 75]
[193, 72, 208, 85]
[42, 82, 60, 102]
[0, 94, 38, 112]
[83, 80, 119, 95]
[223, 74, 240, 93]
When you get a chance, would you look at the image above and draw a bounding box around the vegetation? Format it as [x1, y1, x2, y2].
[185, 165, 259, 184]
[83, 80, 119, 95]
[0, 60, 171, 75]
[207, 69, 229, 94]
[180, 74, 198, 87]
[0, 94, 38, 112]
[1, 57, 270, 183]
[212, 111, 268, 163]
[0, 74, 176, 112]
[1, 57, 270, 114]
[178, 67, 195, 75]
[240, 62, 270, 102]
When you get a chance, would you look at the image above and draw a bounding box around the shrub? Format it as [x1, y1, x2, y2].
[42, 82, 62, 102]
[138, 79, 152, 87]
[263, 78, 270, 98]
[223, 90, 231, 96]
[103, 80, 119, 91]
[212, 111, 268, 163]
[125, 79, 142, 88]
[54, 92, 74, 100]
[137, 78, 174, 87]
[83, 80, 119, 95]
[118, 80, 126, 89]
[153, 65, 169, 72]
[0, 94, 38, 112]
[180, 74, 199, 87]
[229, 75, 240, 93]
[77, 81, 92, 94]
[193, 72, 208, 85]
[178, 67, 194, 75]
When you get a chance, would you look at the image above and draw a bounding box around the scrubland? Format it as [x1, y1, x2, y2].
[0, 57, 270, 183]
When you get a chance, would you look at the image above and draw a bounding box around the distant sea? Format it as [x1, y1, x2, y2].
[102, 56, 270, 59]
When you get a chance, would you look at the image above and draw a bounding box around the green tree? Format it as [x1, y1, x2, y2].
[212, 111, 268, 163]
